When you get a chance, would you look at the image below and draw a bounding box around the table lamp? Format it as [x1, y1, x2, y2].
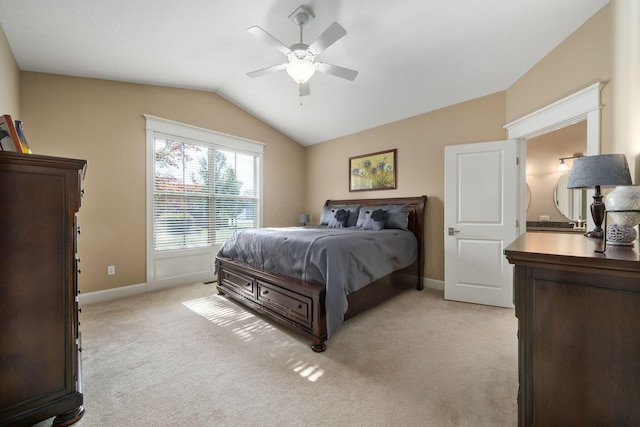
[298, 214, 310, 226]
[566, 154, 632, 238]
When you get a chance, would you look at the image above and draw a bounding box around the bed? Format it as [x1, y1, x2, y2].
[215, 195, 427, 352]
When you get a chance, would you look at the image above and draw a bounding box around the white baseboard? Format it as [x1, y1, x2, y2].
[422, 277, 444, 292]
[78, 282, 147, 305]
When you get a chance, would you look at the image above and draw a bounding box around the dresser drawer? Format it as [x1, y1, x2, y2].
[257, 281, 311, 328]
[220, 268, 256, 299]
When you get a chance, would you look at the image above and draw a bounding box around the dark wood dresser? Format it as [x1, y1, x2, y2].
[505, 232, 640, 426]
[0, 152, 86, 427]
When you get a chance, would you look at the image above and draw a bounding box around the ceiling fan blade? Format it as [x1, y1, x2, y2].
[246, 63, 287, 78]
[299, 82, 310, 97]
[316, 62, 358, 81]
[247, 26, 291, 55]
[308, 22, 346, 55]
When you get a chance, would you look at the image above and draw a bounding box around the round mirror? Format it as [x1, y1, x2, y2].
[554, 172, 587, 222]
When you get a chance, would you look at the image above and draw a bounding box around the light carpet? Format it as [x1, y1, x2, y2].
[34, 282, 517, 426]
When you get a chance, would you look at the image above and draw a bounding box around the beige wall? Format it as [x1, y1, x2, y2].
[19, 72, 304, 293]
[305, 92, 507, 282]
[0, 24, 19, 117]
[506, 4, 612, 150]
[612, 0, 640, 181]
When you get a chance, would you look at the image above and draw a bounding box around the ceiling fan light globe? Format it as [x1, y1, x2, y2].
[286, 58, 316, 83]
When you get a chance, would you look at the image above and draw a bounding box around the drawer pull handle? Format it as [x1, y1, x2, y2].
[262, 290, 269, 295]
[245, 283, 251, 287]
[297, 304, 302, 310]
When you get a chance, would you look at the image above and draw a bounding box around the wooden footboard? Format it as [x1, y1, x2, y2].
[216, 195, 427, 352]
[216, 257, 419, 352]
[216, 257, 328, 351]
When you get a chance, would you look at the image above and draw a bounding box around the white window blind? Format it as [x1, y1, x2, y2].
[148, 117, 262, 252]
[212, 149, 259, 246]
[153, 138, 260, 251]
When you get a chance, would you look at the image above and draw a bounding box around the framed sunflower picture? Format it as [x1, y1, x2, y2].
[349, 149, 397, 192]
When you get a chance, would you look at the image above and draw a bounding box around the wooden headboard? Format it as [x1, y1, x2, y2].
[324, 195, 428, 279]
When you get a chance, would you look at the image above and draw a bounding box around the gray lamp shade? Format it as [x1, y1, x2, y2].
[566, 154, 632, 189]
[298, 214, 310, 224]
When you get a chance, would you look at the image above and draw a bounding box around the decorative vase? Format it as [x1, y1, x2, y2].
[606, 224, 637, 246]
[604, 185, 640, 227]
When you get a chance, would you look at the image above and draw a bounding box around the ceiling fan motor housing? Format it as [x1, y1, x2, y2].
[289, 43, 314, 60]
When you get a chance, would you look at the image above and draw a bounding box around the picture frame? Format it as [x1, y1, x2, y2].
[0, 114, 22, 152]
[349, 148, 397, 192]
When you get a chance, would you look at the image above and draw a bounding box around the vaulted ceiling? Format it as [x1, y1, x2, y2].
[0, 0, 608, 145]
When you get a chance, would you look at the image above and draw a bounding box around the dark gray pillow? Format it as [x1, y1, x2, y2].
[384, 204, 410, 230]
[327, 208, 349, 228]
[356, 204, 409, 230]
[361, 209, 387, 231]
[320, 205, 360, 227]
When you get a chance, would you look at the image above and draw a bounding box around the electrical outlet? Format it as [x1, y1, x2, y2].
[107, 265, 116, 276]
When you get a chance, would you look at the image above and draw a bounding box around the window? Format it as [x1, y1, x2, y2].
[153, 139, 259, 251]
[145, 115, 263, 289]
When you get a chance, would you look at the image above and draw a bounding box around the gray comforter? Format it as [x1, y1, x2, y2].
[216, 226, 418, 337]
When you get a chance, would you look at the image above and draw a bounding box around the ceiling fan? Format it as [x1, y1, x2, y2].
[246, 5, 358, 97]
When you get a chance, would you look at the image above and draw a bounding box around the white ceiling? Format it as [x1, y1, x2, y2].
[0, 0, 608, 146]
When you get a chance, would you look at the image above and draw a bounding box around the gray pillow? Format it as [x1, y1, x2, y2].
[320, 205, 360, 227]
[384, 204, 410, 230]
[356, 204, 409, 230]
[361, 209, 387, 231]
[327, 208, 349, 228]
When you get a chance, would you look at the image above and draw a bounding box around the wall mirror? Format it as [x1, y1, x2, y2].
[554, 171, 587, 222]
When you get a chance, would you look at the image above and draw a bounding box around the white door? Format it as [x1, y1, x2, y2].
[444, 140, 520, 308]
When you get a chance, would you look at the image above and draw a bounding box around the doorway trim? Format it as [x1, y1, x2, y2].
[503, 82, 603, 235]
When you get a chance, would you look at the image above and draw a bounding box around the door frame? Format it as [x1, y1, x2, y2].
[504, 82, 603, 235]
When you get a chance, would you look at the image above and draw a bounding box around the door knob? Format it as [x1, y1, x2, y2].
[448, 227, 460, 236]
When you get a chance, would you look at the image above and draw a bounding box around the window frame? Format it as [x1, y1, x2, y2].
[145, 114, 264, 290]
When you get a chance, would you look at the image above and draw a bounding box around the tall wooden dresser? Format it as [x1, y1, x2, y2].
[505, 232, 640, 426]
[0, 152, 86, 427]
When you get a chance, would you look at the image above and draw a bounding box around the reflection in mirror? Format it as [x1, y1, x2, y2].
[554, 171, 587, 222]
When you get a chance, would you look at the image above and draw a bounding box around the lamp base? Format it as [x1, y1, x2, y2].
[584, 229, 603, 238]
[586, 186, 605, 239]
